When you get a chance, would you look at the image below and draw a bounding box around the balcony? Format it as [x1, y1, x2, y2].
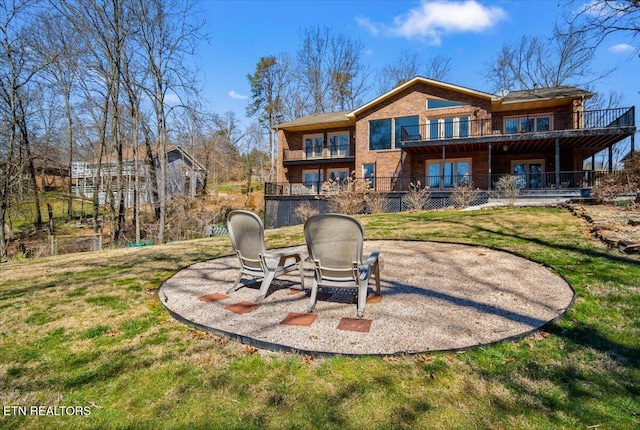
[283, 142, 356, 165]
[399, 107, 635, 153]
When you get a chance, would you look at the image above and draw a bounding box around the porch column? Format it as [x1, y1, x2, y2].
[317, 162, 321, 195]
[487, 143, 492, 191]
[608, 146, 613, 173]
[555, 138, 560, 188]
[399, 148, 405, 191]
[441, 145, 446, 188]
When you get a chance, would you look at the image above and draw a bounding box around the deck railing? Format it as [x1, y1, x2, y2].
[265, 170, 619, 195]
[399, 107, 635, 143]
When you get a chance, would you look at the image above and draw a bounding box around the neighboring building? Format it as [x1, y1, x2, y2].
[265, 77, 636, 227]
[72, 145, 206, 207]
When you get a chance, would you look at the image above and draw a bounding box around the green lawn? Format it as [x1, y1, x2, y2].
[0, 207, 639, 429]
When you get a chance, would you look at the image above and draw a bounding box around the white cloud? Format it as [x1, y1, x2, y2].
[358, 0, 507, 45]
[228, 90, 248, 100]
[355, 16, 383, 36]
[609, 43, 634, 54]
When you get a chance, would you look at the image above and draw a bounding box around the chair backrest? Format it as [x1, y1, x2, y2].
[304, 214, 363, 271]
[227, 210, 266, 268]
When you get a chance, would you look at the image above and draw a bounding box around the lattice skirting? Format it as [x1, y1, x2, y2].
[265, 193, 489, 229]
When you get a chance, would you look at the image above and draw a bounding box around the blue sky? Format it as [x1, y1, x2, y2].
[196, 0, 638, 125]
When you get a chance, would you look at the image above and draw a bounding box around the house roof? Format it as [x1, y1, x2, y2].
[502, 86, 593, 103]
[348, 76, 496, 118]
[274, 77, 595, 131]
[274, 111, 354, 131]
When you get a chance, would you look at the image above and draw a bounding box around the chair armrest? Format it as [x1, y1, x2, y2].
[263, 248, 303, 258]
[362, 251, 380, 266]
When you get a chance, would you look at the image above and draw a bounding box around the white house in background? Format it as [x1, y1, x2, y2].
[72, 145, 206, 207]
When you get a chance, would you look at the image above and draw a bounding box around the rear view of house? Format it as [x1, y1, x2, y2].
[266, 77, 635, 227]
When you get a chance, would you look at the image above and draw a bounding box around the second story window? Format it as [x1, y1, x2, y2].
[395, 116, 419, 145]
[369, 119, 392, 150]
[304, 134, 324, 159]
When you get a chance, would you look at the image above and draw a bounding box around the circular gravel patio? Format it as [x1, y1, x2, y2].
[159, 240, 574, 356]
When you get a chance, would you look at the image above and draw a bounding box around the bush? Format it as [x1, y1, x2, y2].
[293, 200, 318, 223]
[324, 174, 368, 215]
[366, 192, 389, 214]
[492, 175, 522, 207]
[451, 182, 482, 208]
[405, 181, 430, 211]
[592, 154, 640, 205]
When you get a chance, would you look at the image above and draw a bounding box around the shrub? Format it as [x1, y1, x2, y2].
[405, 181, 430, 211]
[293, 200, 318, 223]
[592, 154, 640, 205]
[324, 173, 369, 215]
[451, 182, 482, 208]
[492, 175, 522, 207]
[366, 192, 389, 214]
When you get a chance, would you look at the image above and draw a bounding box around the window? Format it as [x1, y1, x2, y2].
[427, 117, 471, 140]
[302, 169, 321, 192]
[427, 99, 468, 109]
[328, 168, 349, 184]
[369, 119, 392, 150]
[504, 114, 552, 134]
[328, 132, 350, 157]
[426, 158, 472, 189]
[395, 116, 419, 145]
[304, 134, 324, 159]
[362, 163, 375, 188]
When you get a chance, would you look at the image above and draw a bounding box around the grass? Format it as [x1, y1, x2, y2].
[0, 207, 639, 428]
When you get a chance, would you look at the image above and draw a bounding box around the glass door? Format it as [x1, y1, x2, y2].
[426, 159, 472, 189]
[512, 160, 544, 189]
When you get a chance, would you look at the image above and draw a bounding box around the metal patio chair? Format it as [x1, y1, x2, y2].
[304, 213, 380, 318]
[227, 210, 305, 301]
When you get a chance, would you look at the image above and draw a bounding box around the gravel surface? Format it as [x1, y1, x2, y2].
[159, 240, 574, 356]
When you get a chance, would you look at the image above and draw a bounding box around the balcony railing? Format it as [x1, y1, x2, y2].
[283, 142, 356, 162]
[265, 170, 619, 196]
[399, 107, 635, 143]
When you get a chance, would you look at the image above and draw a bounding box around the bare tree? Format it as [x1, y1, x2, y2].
[39, 11, 83, 220]
[566, 1, 640, 56]
[483, 23, 610, 93]
[294, 26, 369, 114]
[0, 0, 55, 260]
[131, 0, 204, 243]
[376, 50, 452, 94]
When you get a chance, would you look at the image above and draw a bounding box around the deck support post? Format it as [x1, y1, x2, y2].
[608, 146, 613, 173]
[399, 148, 404, 191]
[441, 145, 446, 188]
[555, 138, 560, 187]
[487, 143, 492, 191]
[631, 133, 635, 156]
